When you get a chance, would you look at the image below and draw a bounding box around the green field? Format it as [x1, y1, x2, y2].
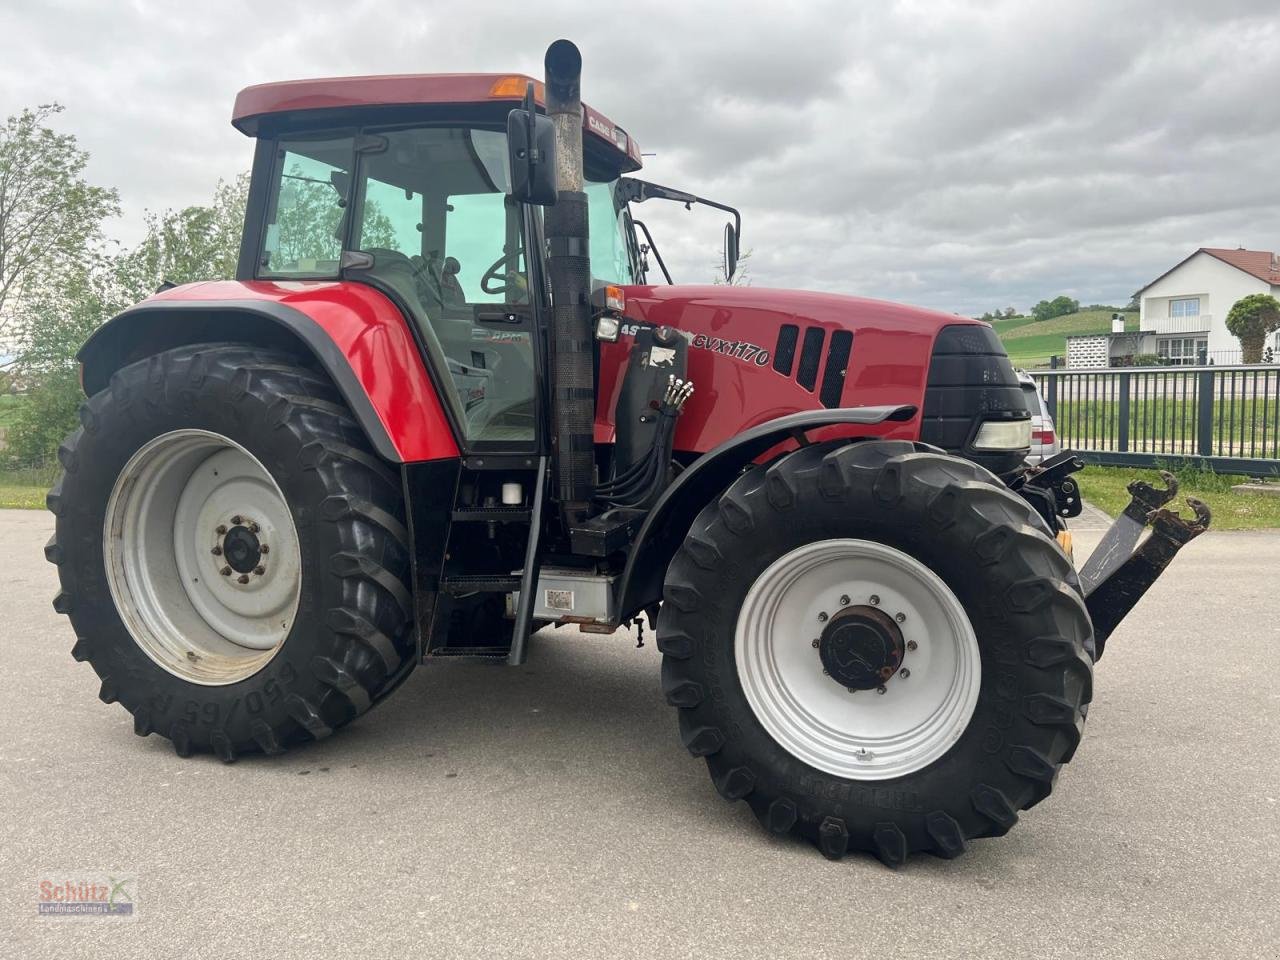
[0, 464, 58, 510]
[1078, 464, 1280, 530]
[992, 310, 1139, 368]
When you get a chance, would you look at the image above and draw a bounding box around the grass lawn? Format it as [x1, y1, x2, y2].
[0, 465, 58, 510]
[994, 310, 1139, 368]
[1077, 464, 1280, 530]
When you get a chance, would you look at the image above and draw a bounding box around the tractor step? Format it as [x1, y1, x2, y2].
[442, 575, 523, 595]
[451, 507, 532, 523]
[430, 645, 513, 659]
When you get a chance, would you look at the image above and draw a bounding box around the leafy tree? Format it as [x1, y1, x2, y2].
[0, 104, 119, 340]
[1225, 293, 1280, 364]
[6, 174, 255, 466]
[114, 173, 248, 302]
[1031, 296, 1079, 322]
[4, 258, 123, 465]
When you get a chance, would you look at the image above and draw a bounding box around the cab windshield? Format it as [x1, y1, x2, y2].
[258, 126, 537, 446]
[585, 178, 638, 285]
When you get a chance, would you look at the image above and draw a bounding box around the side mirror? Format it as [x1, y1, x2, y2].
[507, 105, 558, 206]
[723, 222, 740, 282]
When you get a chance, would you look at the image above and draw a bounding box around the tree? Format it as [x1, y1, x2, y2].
[6, 174, 251, 466]
[113, 173, 248, 302]
[4, 258, 123, 465]
[1225, 293, 1280, 364]
[712, 247, 752, 286]
[1031, 296, 1079, 322]
[0, 104, 119, 340]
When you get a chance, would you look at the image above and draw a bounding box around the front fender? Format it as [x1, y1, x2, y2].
[615, 405, 917, 621]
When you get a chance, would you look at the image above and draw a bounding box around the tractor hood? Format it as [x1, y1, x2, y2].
[596, 284, 983, 455]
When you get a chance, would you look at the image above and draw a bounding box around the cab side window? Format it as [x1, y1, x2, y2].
[260, 138, 351, 278]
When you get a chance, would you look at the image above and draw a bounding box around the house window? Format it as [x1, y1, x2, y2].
[1158, 336, 1207, 364]
[1169, 297, 1201, 318]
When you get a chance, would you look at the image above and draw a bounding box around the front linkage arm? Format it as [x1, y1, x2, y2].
[1083, 492, 1211, 660]
[1077, 470, 1179, 593]
[1011, 454, 1212, 661]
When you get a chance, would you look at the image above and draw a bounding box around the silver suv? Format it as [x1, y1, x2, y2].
[1017, 370, 1060, 466]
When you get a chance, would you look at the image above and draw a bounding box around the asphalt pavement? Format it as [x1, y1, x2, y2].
[2, 507, 1276, 959]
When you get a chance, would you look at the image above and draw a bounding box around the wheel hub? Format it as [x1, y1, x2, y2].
[221, 523, 263, 574]
[818, 605, 905, 690]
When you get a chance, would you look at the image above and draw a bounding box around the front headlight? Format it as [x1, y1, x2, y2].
[972, 418, 1032, 450]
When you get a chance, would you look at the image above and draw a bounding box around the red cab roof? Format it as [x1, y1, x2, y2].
[232, 73, 642, 169]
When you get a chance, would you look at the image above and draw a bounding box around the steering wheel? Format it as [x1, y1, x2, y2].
[480, 250, 523, 295]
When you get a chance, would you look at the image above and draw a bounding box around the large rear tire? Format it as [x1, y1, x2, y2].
[658, 440, 1093, 864]
[46, 344, 415, 760]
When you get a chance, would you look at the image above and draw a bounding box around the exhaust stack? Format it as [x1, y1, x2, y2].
[543, 39, 594, 521]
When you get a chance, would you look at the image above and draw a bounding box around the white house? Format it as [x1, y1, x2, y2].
[1134, 247, 1280, 364]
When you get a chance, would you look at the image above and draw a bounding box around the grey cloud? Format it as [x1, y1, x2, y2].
[2, 0, 1279, 316]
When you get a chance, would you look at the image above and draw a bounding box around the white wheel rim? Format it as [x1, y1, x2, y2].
[104, 429, 301, 686]
[735, 539, 981, 780]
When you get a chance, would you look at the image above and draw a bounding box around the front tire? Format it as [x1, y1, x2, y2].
[46, 344, 415, 760]
[658, 440, 1093, 864]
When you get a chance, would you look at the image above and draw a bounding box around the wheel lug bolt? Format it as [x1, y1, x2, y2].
[822, 668, 829, 676]
[895, 612, 907, 623]
[254, 565, 266, 576]
[907, 640, 918, 651]
[237, 574, 250, 584]
[248, 521, 260, 533]
[876, 685, 887, 695]
[900, 668, 910, 679]
[839, 595, 850, 606]
[869, 594, 880, 605]
[211, 545, 222, 556]
[817, 611, 828, 623]
[260, 544, 270, 554]
[847, 687, 857, 694]
[231, 515, 243, 525]
[216, 525, 227, 535]
[220, 566, 232, 576]
[811, 638, 820, 649]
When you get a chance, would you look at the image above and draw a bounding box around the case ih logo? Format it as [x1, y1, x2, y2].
[691, 333, 771, 366]
[587, 113, 628, 151]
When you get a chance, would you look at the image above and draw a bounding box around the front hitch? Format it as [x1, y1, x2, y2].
[1083, 495, 1211, 660]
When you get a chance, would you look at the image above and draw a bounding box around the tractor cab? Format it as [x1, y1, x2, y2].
[233, 75, 656, 452]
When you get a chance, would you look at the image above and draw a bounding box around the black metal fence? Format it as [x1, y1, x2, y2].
[1030, 365, 1280, 476]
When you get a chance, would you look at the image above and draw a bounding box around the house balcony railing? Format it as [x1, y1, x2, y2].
[1140, 313, 1212, 335]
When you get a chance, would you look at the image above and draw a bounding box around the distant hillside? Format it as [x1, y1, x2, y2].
[992, 310, 1138, 368]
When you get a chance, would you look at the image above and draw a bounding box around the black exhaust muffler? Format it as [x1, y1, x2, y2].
[543, 39, 594, 522]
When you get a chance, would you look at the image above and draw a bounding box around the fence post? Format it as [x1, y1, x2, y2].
[1117, 372, 1130, 453]
[1045, 372, 1058, 420]
[1197, 369, 1215, 458]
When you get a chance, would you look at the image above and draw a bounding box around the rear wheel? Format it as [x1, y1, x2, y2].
[658, 440, 1093, 864]
[46, 344, 415, 760]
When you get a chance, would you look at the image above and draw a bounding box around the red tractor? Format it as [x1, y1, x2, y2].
[47, 41, 1207, 863]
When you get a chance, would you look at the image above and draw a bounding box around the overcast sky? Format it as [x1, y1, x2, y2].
[3, 0, 1279, 316]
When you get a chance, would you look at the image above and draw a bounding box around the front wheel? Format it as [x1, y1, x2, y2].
[46, 344, 415, 760]
[658, 440, 1093, 864]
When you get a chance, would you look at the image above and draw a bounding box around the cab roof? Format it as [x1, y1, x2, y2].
[232, 73, 643, 171]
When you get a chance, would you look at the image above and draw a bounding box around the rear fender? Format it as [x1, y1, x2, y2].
[78, 296, 458, 464]
[615, 405, 917, 620]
